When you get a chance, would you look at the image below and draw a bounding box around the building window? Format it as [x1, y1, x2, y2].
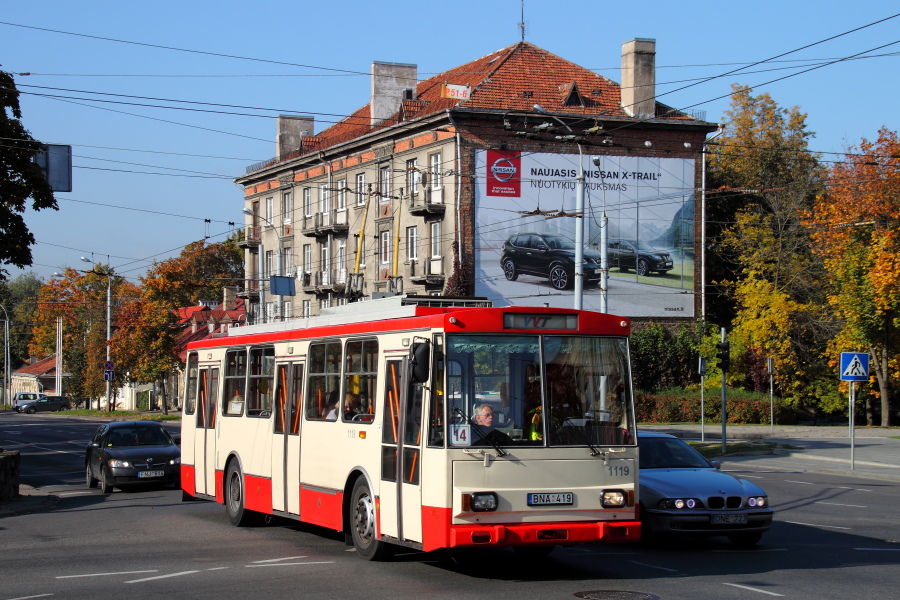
[380, 231, 391, 265]
[265, 250, 274, 278]
[321, 239, 331, 282]
[355, 173, 366, 206]
[282, 301, 292, 319]
[265, 197, 274, 224]
[282, 192, 293, 224]
[282, 247, 293, 276]
[320, 298, 330, 311]
[357, 235, 366, 268]
[303, 244, 311, 274]
[406, 158, 419, 196]
[302, 300, 311, 318]
[319, 184, 330, 214]
[430, 153, 442, 189]
[379, 166, 391, 203]
[337, 179, 347, 211]
[337, 239, 347, 283]
[266, 302, 275, 321]
[431, 222, 442, 258]
[406, 226, 418, 261]
[303, 187, 312, 217]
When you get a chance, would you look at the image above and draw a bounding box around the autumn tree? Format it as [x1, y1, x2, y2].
[0, 70, 57, 278]
[808, 127, 900, 426]
[30, 266, 138, 408]
[112, 238, 243, 411]
[706, 85, 836, 411]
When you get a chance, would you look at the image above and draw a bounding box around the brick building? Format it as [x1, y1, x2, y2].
[236, 39, 717, 321]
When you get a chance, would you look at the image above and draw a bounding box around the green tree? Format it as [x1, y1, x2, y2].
[0, 70, 57, 278]
[706, 85, 835, 411]
[808, 128, 900, 426]
[0, 272, 43, 368]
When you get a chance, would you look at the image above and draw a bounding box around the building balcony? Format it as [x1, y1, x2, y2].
[408, 187, 446, 218]
[300, 210, 350, 237]
[408, 256, 446, 286]
[237, 226, 261, 248]
[237, 278, 260, 299]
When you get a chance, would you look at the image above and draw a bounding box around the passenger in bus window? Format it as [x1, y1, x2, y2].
[324, 390, 339, 420]
[343, 392, 361, 420]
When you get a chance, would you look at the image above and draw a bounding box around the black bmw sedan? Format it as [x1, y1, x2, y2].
[85, 420, 181, 493]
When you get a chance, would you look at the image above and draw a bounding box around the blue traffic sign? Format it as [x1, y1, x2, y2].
[840, 352, 869, 381]
[103, 370, 115, 382]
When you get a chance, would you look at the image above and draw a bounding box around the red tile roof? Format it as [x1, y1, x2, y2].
[14, 355, 60, 377]
[314, 42, 636, 151]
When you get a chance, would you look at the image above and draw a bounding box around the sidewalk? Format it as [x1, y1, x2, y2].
[641, 423, 900, 483]
[0, 484, 60, 518]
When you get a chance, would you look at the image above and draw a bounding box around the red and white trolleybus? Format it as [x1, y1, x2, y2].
[180, 295, 640, 559]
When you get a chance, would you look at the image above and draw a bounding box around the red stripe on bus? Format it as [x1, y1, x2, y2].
[421, 505, 452, 551]
[299, 486, 344, 530]
[181, 465, 195, 496]
[215, 469, 224, 503]
[244, 475, 273, 514]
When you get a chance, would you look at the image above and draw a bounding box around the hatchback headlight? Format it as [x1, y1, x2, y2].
[169, 457, 181, 465]
[747, 496, 767, 508]
[108, 459, 131, 468]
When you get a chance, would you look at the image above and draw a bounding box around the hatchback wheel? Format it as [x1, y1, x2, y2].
[25, 406, 35, 414]
[549, 264, 570, 290]
[86, 464, 98, 488]
[100, 466, 114, 494]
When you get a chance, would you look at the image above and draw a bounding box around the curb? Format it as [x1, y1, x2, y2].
[0, 493, 60, 517]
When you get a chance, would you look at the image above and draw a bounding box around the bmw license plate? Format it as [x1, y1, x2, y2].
[527, 492, 573, 506]
[712, 514, 747, 524]
[138, 470, 165, 478]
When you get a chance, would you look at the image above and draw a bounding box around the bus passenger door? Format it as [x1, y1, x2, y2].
[273, 363, 303, 514]
[380, 359, 424, 544]
[194, 368, 219, 496]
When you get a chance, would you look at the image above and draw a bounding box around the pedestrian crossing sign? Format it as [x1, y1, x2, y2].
[840, 352, 870, 381]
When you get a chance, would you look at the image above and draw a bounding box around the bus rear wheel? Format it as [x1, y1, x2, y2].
[350, 478, 391, 560]
[225, 462, 256, 526]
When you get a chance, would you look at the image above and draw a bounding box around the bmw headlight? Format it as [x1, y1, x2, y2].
[660, 498, 703, 509]
[108, 459, 131, 468]
[748, 496, 767, 508]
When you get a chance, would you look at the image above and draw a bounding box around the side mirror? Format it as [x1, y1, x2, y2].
[410, 340, 430, 383]
[710, 460, 722, 470]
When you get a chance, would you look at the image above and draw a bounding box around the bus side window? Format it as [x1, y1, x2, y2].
[306, 342, 341, 421]
[223, 349, 247, 416]
[343, 339, 377, 423]
[427, 335, 445, 447]
[247, 346, 275, 418]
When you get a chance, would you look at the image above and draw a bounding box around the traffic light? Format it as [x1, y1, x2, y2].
[716, 341, 731, 372]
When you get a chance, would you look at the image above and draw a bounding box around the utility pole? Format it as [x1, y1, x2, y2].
[716, 328, 730, 454]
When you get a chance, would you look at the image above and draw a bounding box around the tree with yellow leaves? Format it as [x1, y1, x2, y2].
[808, 127, 900, 426]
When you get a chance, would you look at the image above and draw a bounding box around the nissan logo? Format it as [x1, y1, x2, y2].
[491, 158, 517, 182]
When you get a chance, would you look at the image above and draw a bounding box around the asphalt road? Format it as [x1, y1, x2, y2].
[2, 412, 899, 600]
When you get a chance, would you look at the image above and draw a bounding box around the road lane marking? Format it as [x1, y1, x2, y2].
[627, 560, 677, 572]
[57, 570, 158, 579]
[125, 571, 200, 583]
[835, 486, 871, 492]
[713, 548, 788, 553]
[854, 548, 900, 551]
[245, 562, 335, 568]
[58, 491, 94, 497]
[723, 583, 783, 596]
[7, 594, 53, 600]
[785, 520, 851, 530]
[785, 480, 814, 485]
[250, 556, 307, 563]
[815, 501, 867, 508]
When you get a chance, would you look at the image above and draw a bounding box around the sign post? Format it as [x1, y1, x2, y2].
[840, 352, 870, 470]
[698, 357, 707, 442]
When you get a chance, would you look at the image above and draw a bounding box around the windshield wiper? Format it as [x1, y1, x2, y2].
[550, 407, 600, 456]
[453, 408, 508, 457]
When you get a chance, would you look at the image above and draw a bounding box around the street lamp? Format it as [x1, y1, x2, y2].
[243, 207, 283, 323]
[0, 303, 9, 404]
[81, 256, 113, 411]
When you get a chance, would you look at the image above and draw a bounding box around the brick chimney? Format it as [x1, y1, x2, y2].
[371, 61, 417, 127]
[277, 115, 315, 159]
[222, 286, 238, 311]
[621, 38, 656, 119]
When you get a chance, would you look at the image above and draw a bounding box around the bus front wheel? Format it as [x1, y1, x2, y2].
[350, 478, 391, 560]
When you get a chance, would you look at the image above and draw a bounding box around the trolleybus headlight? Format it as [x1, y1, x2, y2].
[464, 492, 498, 512]
[600, 489, 626, 508]
[108, 459, 131, 468]
[748, 496, 766, 508]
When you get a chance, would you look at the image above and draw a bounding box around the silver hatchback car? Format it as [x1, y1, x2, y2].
[638, 432, 773, 546]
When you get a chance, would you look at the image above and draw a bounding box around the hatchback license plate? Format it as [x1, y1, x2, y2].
[712, 514, 747, 524]
[527, 492, 573, 506]
[138, 470, 165, 478]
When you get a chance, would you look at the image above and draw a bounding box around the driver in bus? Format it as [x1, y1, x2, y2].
[471, 403, 513, 445]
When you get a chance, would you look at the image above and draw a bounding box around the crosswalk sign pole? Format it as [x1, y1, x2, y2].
[849, 381, 855, 470]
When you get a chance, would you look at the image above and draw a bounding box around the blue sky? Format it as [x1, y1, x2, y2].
[2, 1, 898, 283]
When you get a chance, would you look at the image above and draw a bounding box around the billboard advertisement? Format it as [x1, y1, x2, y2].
[474, 150, 696, 317]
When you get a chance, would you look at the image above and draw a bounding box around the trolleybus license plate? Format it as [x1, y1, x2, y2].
[138, 470, 164, 478]
[527, 492, 573, 506]
[712, 514, 746, 524]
